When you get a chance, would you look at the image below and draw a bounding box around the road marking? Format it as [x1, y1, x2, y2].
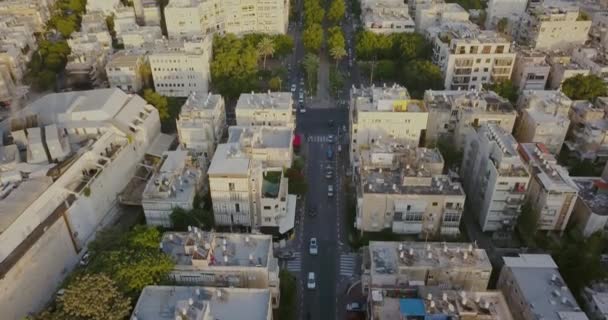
[339, 254, 357, 277]
[306, 135, 335, 143]
[286, 252, 302, 273]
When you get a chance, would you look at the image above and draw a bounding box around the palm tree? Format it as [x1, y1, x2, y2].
[330, 46, 347, 68]
[257, 37, 275, 70]
[302, 53, 320, 94]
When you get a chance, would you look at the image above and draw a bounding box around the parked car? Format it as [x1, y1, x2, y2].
[79, 251, 90, 266]
[325, 169, 333, 179]
[309, 237, 318, 255]
[328, 185, 334, 197]
[307, 272, 316, 289]
[328, 135, 335, 143]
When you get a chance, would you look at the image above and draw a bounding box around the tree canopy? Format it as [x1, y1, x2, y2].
[59, 274, 132, 320]
[302, 53, 320, 94]
[170, 201, 215, 232]
[327, 26, 345, 53]
[303, 0, 325, 25]
[355, 31, 431, 61]
[303, 23, 324, 53]
[561, 74, 608, 101]
[272, 34, 294, 57]
[257, 37, 275, 69]
[485, 80, 519, 103]
[400, 60, 444, 98]
[211, 34, 259, 98]
[142, 89, 170, 120]
[327, 0, 345, 24]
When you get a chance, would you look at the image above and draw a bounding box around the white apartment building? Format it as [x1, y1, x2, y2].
[360, 0, 415, 34]
[424, 89, 518, 149]
[165, 0, 289, 38]
[149, 36, 212, 98]
[0, 88, 161, 320]
[106, 51, 146, 93]
[142, 150, 204, 227]
[121, 27, 163, 49]
[570, 171, 608, 237]
[349, 85, 428, 168]
[0, 0, 54, 32]
[485, 0, 527, 30]
[414, 2, 469, 33]
[516, 2, 592, 51]
[0, 15, 37, 81]
[67, 33, 112, 56]
[428, 22, 516, 90]
[362, 241, 492, 294]
[461, 124, 530, 232]
[518, 143, 578, 232]
[498, 254, 589, 320]
[86, 0, 121, 15]
[514, 90, 571, 154]
[235, 92, 295, 128]
[565, 99, 608, 162]
[160, 231, 280, 308]
[114, 6, 138, 35]
[355, 145, 465, 236]
[582, 284, 608, 320]
[511, 49, 551, 91]
[177, 92, 226, 161]
[208, 126, 296, 235]
[132, 286, 273, 320]
[572, 47, 608, 82]
[133, 0, 161, 25]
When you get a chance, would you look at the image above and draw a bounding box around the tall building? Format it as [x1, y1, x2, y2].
[518, 143, 578, 232]
[565, 99, 608, 162]
[485, 0, 527, 29]
[160, 231, 280, 308]
[427, 22, 516, 90]
[235, 92, 295, 128]
[461, 124, 530, 232]
[424, 89, 517, 149]
[497, 254, 589, 320]
[149, 36, 212, 97]
[349, 85, 428, 169]
[511, 49, 551, 91]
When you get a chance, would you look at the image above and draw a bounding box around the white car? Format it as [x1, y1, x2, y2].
[291, 84, 296, 92]
[309, 237, 318, 255]
[79, 251, 90, 266]
[300, 107, 306, 113]
[307, 272, 316, 289]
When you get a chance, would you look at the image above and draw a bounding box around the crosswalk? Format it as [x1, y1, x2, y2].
[307, 135, 333, 143]
[286, 252, 301, 273]
[339, 254, 357, 277]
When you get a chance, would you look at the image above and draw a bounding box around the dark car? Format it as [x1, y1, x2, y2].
[327, 148, 333, 159]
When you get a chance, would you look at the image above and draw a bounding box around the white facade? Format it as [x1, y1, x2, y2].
[461, 124, 530, 231]
[428, 22, 516, 90]
[485, 0, 527, 29]
[415, 2, 469, 33]
[106, 51, 146, 93]
[235, 92, 295, 128]
[511, 50, 551, 91]
[113, 6, 138, 35]
[177, 92, 226, 161]
[121, 26, 163, 49]
[86, 0, 121, 15]
[0, 88, 161, 320]
[149, 36, 212, 97]
[361, 0, 415, 34]
[0, 0, 54, 32]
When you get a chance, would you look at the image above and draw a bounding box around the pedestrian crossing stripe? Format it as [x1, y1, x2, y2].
[286, 252, 301, 273]
[307, 135, 334, 143]
[339, 254, 356, 276]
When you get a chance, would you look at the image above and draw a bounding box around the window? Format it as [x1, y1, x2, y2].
[470, 46, 478, 54]
[235, 203, 240, 212]
[263, 206, 271, 210]
[476, 58, 481, 63]
[432, 202, 438, 206]
[496, 45, 504, 53]
[229, 183, 235, 191]
[482, 46, 491, 54]
[264, 217, 272, 222]
[483, 67, 489, 72]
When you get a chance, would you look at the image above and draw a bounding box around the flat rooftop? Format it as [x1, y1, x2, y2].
[352, 85, 427, 113]
[207, 143, 250, 176]
[362, 171, 465, 196]
[0, 177, 53, 234]
[368, 241, 492, 276]
[179, 92, 222, 114]
[236, 92, 292, 110]
[425, 89, 516, 114]
[503, 254, 588, 320]
[161, 230, 271, 268]
[228, 126, 292, 150]
[142, 150, 200, 202]
[106, 52, 143, 68]
[478, 124, 530, 178]
[518, 143, 578, 192]
[571, 177, 608, 216]
[131, 286, 271, 320]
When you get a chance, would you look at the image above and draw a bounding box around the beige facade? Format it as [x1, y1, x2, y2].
[177, 92, 226, 161]
[565, 99, 608, 162]
[0, 0, 53, 32]
[570, 177, 608, 237]
[361, 0, 415, 34]
[106, 52, 146, 93]
[414, 2, 469, 33]
[235, 92, 295, 128]
[511, 50, 551, 91]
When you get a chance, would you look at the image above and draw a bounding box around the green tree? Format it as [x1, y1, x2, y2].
[272, 34, 294, 57]
[302, 53, 320, 94]
[485, 80, 519, 103]
[278, 270, 297, 320]
[170, 207, 215, 231]
[257, 37, 275, 70]
[561, 74, 608, 101]
[269, 76, 282, 90]
[143, 89, 170, 120]
[516, 200, 539, 245]
[400, 60, 444, 98]
[391, 33, 431, 61]
[327, 0, 345, 24]
[446, 0, 483, 10]
[355, 30, 379, 60]
[211, 34, 259, 98]
[327, 26, 345, 52]
[304, 0, 325, 25]
[54, 16, 79, 38]
[329, 68, 345, 97]
[497, 17, 508, 33]
[59, 274, 131, 320]
[302, 23, 324, 53]
[330, 46, 347, 67]
[285, 168, 308, 195]
[374, 60, 397, 81]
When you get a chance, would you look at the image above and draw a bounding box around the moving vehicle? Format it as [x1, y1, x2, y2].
[309, 238, 318, 255]
[326, 148, 333, 160]
[79, 251, 90, 266]
[307, 272, 316, 289]
[328, 135, 335, 143]
[328, 185, 334, 197]
[325, 169, 333, 179]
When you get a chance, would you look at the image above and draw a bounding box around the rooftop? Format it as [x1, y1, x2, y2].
[142, 150, 201, 202]
[106, 52, 143, 68]
[351, 84, 427, 113]
[161, 230, 272, 268]
[179, 92, 223, 115]
[519, 90, 572, 114]
[207, 143, 250, 176]
[131, 286, 271, 320]
[227, 126, 292, 150]
[368, 241, 492, 276]
[571, 177, 608, 216]
[236, 92, 293, 111]
[518, 143, 578, 192]
[425, 89, 516, 114]
[476, 124, 530, 177]
[503, 254, 588, 320]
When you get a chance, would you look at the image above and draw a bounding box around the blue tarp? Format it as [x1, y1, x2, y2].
[399, 299, 426, 316]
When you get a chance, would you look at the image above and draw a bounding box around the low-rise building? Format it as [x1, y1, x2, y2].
[149, 36, 212, 97]
[208, 126, 296, 235]
[582, 284, 608, 320]
[142, 150, 204, 227]
[414, 2, 469, 33]
[65, 52, 108, 89]
[461, 124, 530, 232]
[428, 22, 516, 90]
[113, 5, 138, 35]
[354, 145, 465, 236]
[565, 98, 608, 162]
[511, 49, 551, 91]
[86, 0, 120, 15]
[570, 175, 608, 237]
[105, 51, 146, 93]
[362, 241, 492, 294]
[514, 90, 571, 153]
[176, 92, 226, 161]
[548, 57, 591, 90]
[497, 254, 589, 320]
[424, 89, 518, 149]
[160, 231, 280, 308]
[131, 286, 273, 320]
[235, 92, 295, 128]
[72, 11, 113, 53]
[349, 85, 428, 168]
[0, 0, 53, 32]
[572, 47, 608, 82]
[121, 26, 163, 49]
[518, 143, 578, 231]
[361, 0, 415, 34]
[485, 0, 527, 30]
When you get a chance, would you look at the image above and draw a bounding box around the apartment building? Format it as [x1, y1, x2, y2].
[570, 170, 608, 237]
[122, 27, 163, 49]
[582, 284, 608, 320]
[149, 36, 212, 97]
[177, 92, 226, 161]
[514, 90, 571, 154]
[497, 254, 589, 320]
[485, 0, 527, 30]
[424, 89, 517, 149]
[362, 241, 492, 294]
[132, 286, 273, 320]
[133, 0, 162, 26]
[0, 0, 54, 32]
[511, 49, 551, 91]
[86, 0, 121, 15]
[518, 143, 578, 232]
[360, 0, 415, 34]
[0, 89, 161, 319]
[516, 2, 592, 51]
[428, 22, 516, 90]
[235, 92, 295, 128]
[0, 66, 16, 104]
[461, 124, 530, 232]
[142, 150, 204, 227]
[369, 288, 513, 320]
[565, 99, 608, 162]
[355, 145, 465, 236]
[572, 47, 608, 82]
[160, 231, 280, 308]
[114, 5, 138, 34]
[165, 0, 289, 38]
[547, 56, 591, 89]
[106, 51, 146, 93]
[349, 85, 428, 168]
[414, 2, 469, 33]
[208, 126, 295, 235]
